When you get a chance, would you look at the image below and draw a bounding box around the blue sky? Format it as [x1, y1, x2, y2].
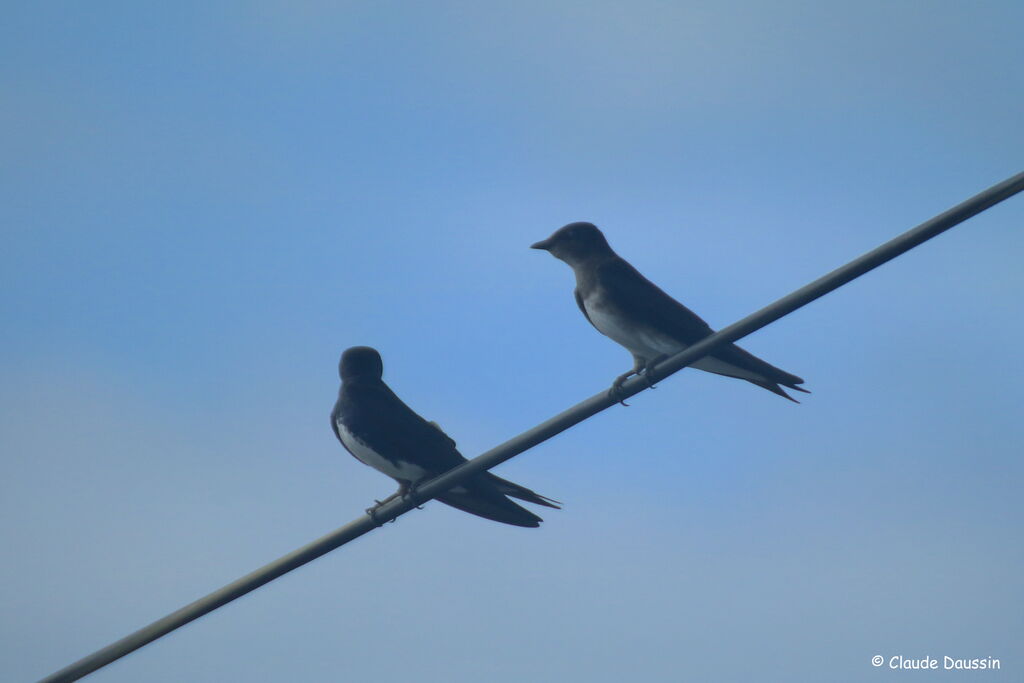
[3, 2, 1023, 681]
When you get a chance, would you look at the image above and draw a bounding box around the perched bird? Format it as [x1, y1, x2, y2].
[331, 346, 560, 527]
[531, 222, 809, 402]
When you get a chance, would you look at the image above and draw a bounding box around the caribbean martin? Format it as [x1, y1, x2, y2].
[331, 346, 560, 527]
[531, 222, 808, 402]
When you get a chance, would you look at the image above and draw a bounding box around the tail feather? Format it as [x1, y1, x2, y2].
[750, 379, 802, 403]
[488, 474, 561, 509]
[435, 483, 545, 528]
[702, 342, 809, 402]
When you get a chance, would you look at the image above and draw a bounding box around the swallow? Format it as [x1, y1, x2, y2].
[531, 222, 808, 402]
[331, 346, 560, 527]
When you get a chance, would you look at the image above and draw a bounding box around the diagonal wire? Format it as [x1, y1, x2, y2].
[37, 171, 1024, 683]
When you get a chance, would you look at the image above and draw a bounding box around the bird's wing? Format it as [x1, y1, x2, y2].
[599, 258, 807, 391]
[486, 472, 561, 509]
[377, 397, 551, 526]
[598, 257, 716, 344]
[435, 485, 544, 527]
[705, 341, 806, 387]
[365, 384, 470, 472]
[338, 385, 555, 526]
[426, 420, 458, 449]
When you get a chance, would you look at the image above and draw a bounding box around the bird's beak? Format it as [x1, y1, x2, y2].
[530, 238, 552, 251]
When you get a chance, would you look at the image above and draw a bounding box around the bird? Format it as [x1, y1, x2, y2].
[330, 346, 560, 527]
[531, 222, 809, 402]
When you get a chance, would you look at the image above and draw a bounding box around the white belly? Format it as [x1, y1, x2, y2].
[585, 297, 683, 360]
[335, 420, 429, 482]
[584, 296, 768, 382]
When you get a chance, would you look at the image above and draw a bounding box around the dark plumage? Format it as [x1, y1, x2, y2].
[331, 346, 560, 527]
[532, 222, 809, 401]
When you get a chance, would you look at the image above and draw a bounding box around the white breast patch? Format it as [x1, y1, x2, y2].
[335, 420, 429, 483]
[584, 296, 683, 360]
[584, 295, 768, 382]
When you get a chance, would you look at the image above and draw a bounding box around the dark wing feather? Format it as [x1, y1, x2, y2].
[708, 341, 807, 388]
[486, 473, 561, 509]
[339, 382, 468, 474]
[435, 486, 544, 527]
[598, 257, 807, 392]
[597, 258, 716, 344]
[425, 420, 457, 449]
[337, 382, 559, 525]
[373, 385, 470, 472]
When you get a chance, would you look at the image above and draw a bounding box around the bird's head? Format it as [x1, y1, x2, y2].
[339, 346, 384, 382]
[531, 222, 612, 266]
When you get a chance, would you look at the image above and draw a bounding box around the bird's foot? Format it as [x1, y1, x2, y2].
[608, 371, 636, 406]
[642, 356, 666, 389]
[365, 491, 404, 525]
[401, 484, 426, 510]
[365, 500, 391, 526]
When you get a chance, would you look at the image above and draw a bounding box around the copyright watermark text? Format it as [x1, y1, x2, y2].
[872, 655, 1001, 671]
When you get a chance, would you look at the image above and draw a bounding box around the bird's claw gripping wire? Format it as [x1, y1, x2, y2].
[401, 484, 426, 510]
[608, 374, 633, 406]
[642, 356, 666, 390]
[365, 500, 395, 527]
[609, 356, 665, 404]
